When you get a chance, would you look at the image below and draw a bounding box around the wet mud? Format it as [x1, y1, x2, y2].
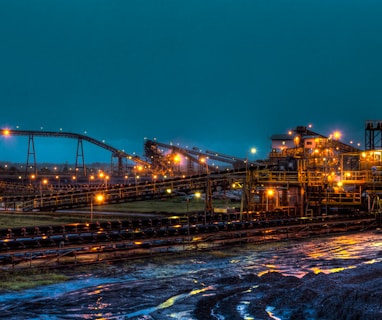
[0, 231, 381, 319]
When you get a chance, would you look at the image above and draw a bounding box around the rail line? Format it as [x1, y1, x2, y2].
[0, 212, 377, 270]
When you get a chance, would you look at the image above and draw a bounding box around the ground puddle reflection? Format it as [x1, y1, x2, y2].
[124, 285, 213, 319]
[0, 231, 381, 319]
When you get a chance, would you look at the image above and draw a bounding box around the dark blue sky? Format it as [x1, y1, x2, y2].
[1, 0, 382, 164]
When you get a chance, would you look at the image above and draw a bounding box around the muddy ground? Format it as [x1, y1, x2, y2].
[48, 258, 381, 319]
[114, 260, 382, 319]
[1, 233, 381, 319]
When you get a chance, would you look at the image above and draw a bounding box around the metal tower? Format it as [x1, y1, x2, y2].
[365, 120, 382, 150]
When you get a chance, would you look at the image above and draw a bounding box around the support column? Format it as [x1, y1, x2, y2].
[25, 134, 37, 177]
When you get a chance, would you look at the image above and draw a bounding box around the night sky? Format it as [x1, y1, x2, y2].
[1, 1, 382, 164]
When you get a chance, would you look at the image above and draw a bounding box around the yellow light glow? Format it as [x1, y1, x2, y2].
[3, 129, 10, 136]
[173, 154, 181, 162]
[333, 131, 341, 140]
[95, 194, 104, 202]
[267, 189, 274, 196]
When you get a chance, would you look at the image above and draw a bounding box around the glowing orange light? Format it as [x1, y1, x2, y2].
[95, 194, 104, 202]
[200, 157, 208, 164]
[333, 131, 341, 140]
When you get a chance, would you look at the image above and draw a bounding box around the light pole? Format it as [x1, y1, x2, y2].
[200, 157, 209, 174]
[189, 192, 201, 237]
[90, 194, 104, 222]
[246, 147, 257, 171]
[135, 175, 140, 194]
[153, 175, 157, 192]
[40, 179, 48, 207]
[266, 189, 274, 212]
[240, 147, 257, 220]
[30, 174, 35, 186]
[55, 175, 60, 189]
[173, 154, 181, 174]
[105, 175, 109, 189]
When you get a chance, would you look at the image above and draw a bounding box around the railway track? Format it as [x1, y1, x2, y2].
[0, 213, 377, 270]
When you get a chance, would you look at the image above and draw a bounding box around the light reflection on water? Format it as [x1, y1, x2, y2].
[266, 306, 283, 320]
[125, 286, 213, 319]
[0, 231, 381, 319]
